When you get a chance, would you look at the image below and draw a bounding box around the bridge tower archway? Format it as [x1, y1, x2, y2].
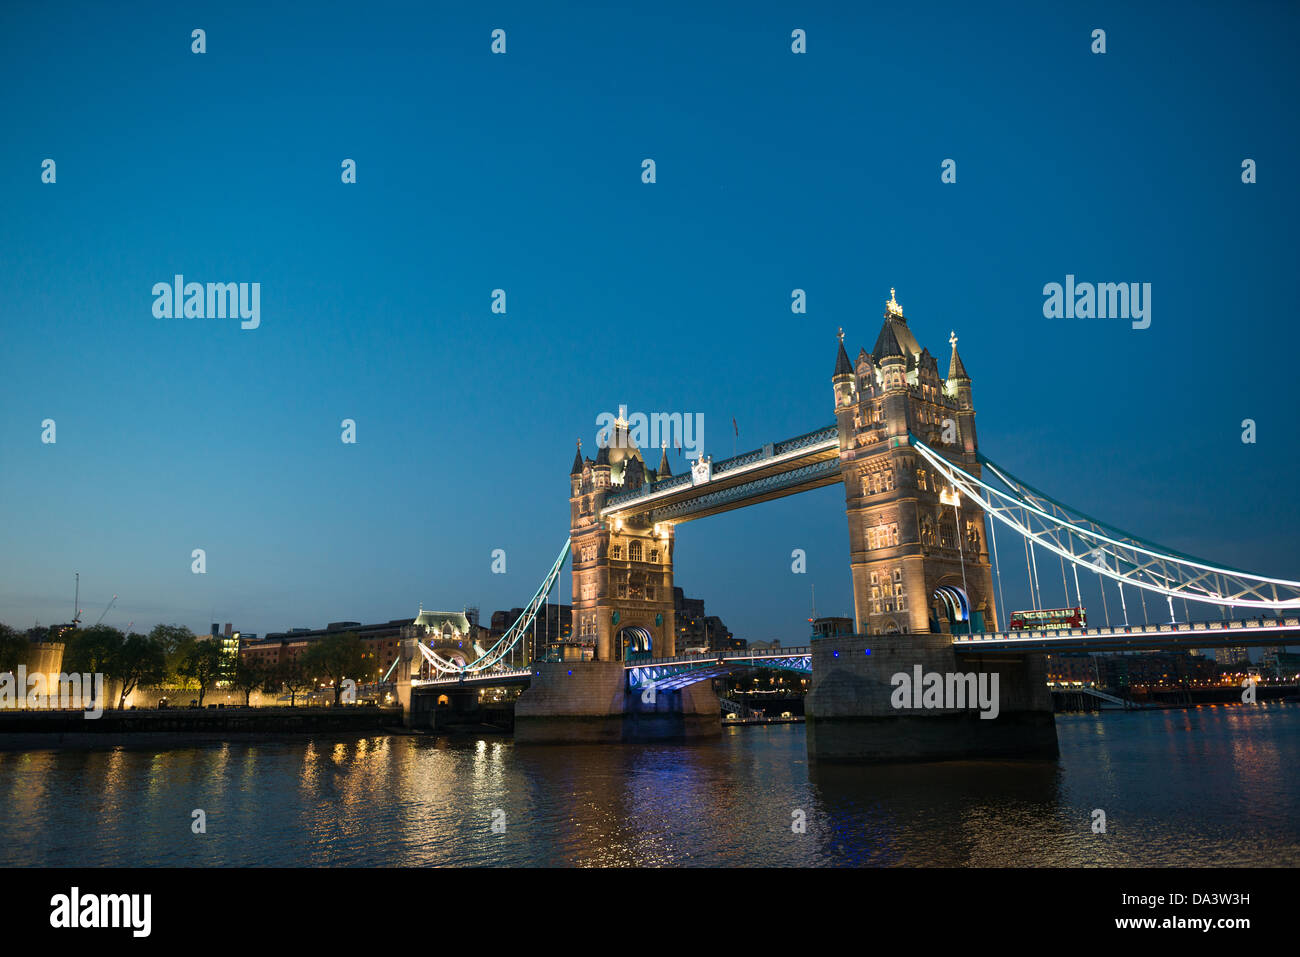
[618, 626, 655, 659]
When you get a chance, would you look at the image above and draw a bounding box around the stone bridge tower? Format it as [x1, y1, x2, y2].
[833, 290, 998, 637]
[569, 412, 678, 661]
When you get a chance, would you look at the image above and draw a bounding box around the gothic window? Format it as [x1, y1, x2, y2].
[940, 519, 955, 549]
[610, 545, 622, 560]
[616, 583, 628, 599]
[890, 524, 900, 546]
[921, 517, 936, 547]
[966, 521, 980, 550]
[871, 587, 882, 614]
[649, 548, 659, 563]
[629, 541, 643, 562]
[646, 585, 656, 600]
[870, 572, 878, 586]
[895, 584, 906, 611]
[893, 568, 902, 583]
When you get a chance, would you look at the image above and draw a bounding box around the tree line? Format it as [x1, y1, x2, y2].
[0, 623, 376, 709]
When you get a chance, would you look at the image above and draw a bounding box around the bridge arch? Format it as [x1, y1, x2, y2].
[618, 626, 654, 657]
[932, 584, 971, 634]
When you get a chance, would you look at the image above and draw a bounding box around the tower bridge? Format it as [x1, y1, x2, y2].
[396, 288, 1300, 761]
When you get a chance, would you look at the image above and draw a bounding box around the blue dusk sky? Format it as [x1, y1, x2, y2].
[1, 1, 1297, 641]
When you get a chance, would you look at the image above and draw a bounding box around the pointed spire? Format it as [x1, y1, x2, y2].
[872, 317, 904, 361]
[570, 439, 584, 475]
[833, 327, 852, 377]
[657, 442, 672, 478]
[947, 330, 969, 380]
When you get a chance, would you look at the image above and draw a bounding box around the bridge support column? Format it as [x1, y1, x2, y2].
[394, 639, 417, 729]
[515, 661, 721, 744]
[805, 635, 1057, 763]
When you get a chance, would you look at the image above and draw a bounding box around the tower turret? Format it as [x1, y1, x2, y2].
[946, 330, 977, 454]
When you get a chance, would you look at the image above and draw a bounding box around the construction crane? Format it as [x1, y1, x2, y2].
[94, 594, 118, 627]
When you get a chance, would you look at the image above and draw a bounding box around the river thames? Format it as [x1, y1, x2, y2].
[1, 702, 1297, 867]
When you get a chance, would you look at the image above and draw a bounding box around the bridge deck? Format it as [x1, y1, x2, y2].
[408, 620, 1296, 690]
[953, 617, 1299, 653]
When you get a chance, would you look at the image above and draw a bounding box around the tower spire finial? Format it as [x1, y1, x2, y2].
[949, 330, 958, 348]
[886, 287, 903, 317]
[837, 326, 844, 344]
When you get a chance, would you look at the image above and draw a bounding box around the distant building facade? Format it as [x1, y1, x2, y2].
[673, 587, 742, 652]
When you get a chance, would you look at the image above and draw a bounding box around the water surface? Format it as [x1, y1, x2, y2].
[1, 702, 1296, 866]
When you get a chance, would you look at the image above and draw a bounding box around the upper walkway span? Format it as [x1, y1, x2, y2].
[599, 426, 840, 525]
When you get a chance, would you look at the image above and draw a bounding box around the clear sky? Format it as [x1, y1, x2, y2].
[2, 1, 1297, 643]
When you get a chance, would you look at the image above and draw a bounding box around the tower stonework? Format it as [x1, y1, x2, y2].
[833, 290, 998, 638]
[568, 415, 677, 662]
[806, 290, 1056, 763]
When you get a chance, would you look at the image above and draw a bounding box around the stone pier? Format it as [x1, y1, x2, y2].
[514, 661, 721, 744]
[805, 634, 1058, 763]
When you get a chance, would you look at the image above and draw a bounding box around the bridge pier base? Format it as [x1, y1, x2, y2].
[805, 635, 1058, 763]
[515, 661, 721, 744]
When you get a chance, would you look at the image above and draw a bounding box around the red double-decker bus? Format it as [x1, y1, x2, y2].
[1007, 606, 1086, 631]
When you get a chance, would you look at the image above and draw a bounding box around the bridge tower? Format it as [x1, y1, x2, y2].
[833, 289, 998, 638]
[809, 289, 1054, 762]
[569, 412, 678, 661]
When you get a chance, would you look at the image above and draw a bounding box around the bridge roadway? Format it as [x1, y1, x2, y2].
[408, 617, 1299, 691]
[951, 615, 1300, 654]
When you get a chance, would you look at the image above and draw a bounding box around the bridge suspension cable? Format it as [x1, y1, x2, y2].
[416, 539, 572, 676]
[910, 437, 1300, 612]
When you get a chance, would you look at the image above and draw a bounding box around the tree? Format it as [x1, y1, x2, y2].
[176, 639, 226, 706]
[230, 656, 269, 707]
[0, 624, 29, 674]
[148, 624, 194, 662]
[302, 632, 367, 706]
[275, 657, 313, 707]
[63, 626, 125, 709]
[109, 632, 167, 709]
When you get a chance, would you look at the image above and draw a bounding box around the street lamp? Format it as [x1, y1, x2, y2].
[940, 486, 969, 621]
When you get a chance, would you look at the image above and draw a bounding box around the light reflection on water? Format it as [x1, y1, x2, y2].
[1, 702, 1297, 867]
